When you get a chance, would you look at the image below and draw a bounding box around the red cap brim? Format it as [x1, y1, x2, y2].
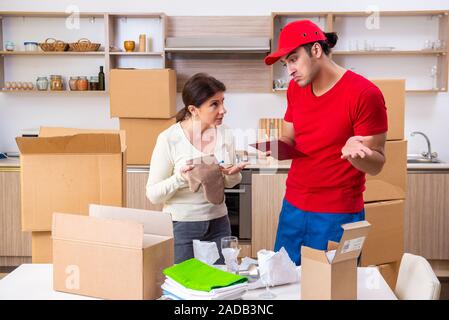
[264, 46, 298, 65]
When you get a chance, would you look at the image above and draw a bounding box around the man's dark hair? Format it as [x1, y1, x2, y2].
[302, 32, 338, 56]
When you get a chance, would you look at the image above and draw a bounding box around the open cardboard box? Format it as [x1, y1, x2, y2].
[16, 127, 127, 232]
[52, 204, 174, 300]
[301, 220, 371, 300]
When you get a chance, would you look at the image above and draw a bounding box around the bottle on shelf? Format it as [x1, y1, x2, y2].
[98, 66, 105, 91]
[138, 34, 146, 52]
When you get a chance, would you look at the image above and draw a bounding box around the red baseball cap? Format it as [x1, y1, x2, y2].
[264, 20, 327, 65]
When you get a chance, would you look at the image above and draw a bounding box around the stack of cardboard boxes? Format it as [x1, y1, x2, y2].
[110, 69, 177, 165]
[361, 79, 407, 290]
[16, 127, 127, 263]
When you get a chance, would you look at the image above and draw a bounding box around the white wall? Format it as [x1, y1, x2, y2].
[1, 0, 449, 158]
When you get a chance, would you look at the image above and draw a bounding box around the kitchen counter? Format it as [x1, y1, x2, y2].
[407, 162, 449, 171]
[127, 158, 293, 172]
[3, 156, 449, 171]
[0, 157, 20, 169]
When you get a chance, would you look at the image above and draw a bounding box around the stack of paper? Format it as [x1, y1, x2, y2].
[161, 258, 248, 300]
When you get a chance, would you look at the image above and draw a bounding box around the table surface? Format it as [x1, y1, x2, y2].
[0, 264, 397, 300]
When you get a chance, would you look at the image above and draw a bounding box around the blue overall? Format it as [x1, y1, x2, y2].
[274, 198, 365, 266]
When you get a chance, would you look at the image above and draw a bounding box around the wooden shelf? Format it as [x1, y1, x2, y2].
[108, 52, 164, 56]
[333, 11, 449, 17]
[407, 89, 444, 93]
[0, 11, 168, 94]
[271, 10, 449, 94]
[107, 13, 164, 19]
[333, 50, 447, 56]
[0, 11, 105, 18]
[0, 90, 108, 94]
[0, 51, 105, 56]
[272, 87, 444, 93]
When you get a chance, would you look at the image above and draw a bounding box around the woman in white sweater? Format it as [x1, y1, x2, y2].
[146, 73, 247, 264]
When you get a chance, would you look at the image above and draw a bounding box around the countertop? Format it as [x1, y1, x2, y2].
[0, 157, 20, 168]
[3, 156, 449, 171]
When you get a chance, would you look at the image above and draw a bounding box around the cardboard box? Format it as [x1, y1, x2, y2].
[377, 260, 400, 291]
[371, 79, 405, 141]
[110, 69, 177, 119]
[52, 204, 174, 300]
[364, 140, 407, 202]
[119, 117, 176, 165]
[361, 200, 404, 266]
[16, 127, 127, 232]
[32, 231, 52, 264]
[301, 220, 371, 300]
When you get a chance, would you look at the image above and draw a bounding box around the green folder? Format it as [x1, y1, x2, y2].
[163, 258, 248, 292]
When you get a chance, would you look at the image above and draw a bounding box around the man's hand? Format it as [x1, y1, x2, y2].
[341, 136, 374, 160]
[341, 133, 386, 176]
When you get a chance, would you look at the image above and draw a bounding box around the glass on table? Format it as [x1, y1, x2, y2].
[220, 236, 239, 273]
[258, 267, 277, 299]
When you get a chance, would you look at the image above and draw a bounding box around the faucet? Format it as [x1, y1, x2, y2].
[410, 131, 438, 160]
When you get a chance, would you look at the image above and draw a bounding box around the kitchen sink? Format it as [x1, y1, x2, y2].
[407, 158, 444, 164]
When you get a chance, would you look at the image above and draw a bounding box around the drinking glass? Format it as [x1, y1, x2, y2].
[221, 236, 239, 273]
[258, 268, 277, 299]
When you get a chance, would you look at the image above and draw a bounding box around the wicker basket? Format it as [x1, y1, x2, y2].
[39, 38, 57, 51]
[54, 40, 69, 52]
[69, 38, 101, 52]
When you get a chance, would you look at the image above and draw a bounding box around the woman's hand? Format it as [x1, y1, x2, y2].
[179, 164, 195, 180]
[220, 162, 250, 175]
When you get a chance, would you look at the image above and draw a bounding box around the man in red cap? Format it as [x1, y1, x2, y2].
[265, 20, 388, 265]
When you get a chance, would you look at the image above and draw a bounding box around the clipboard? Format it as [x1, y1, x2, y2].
[249, 139, 305, 161]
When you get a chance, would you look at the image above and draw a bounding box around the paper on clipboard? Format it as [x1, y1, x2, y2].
[249, 139, 305, 161]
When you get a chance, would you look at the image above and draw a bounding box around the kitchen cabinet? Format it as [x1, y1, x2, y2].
[405, 171, 449, 260]
[271, 11, 449, 93]
[166, 16, 272, 92]
[0, 169, 31, 266]
[251, 172, 287, 257]
[0, 12, 166, 93]
[126, 169, 163, 211]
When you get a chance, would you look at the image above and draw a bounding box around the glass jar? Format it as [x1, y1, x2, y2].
[50, 75, 63, 91]
[36, 77, 49, 91]
[76, 76, 88, 91]
[24, 42, 39, 52]
[5, 41, 15, 52]
[88, 76, 99, 91]
[69, 76, 79, 91]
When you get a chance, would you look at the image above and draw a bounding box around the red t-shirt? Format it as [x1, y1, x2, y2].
[284, 70, 388, 213]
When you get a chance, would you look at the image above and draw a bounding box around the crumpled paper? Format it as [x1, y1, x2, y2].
[222, 247, 240, 273]
[239, 257, 259, 271]
[192, 239, 220, 265]
[326, 250, 336, 263]
[248, 247, 299, 290]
